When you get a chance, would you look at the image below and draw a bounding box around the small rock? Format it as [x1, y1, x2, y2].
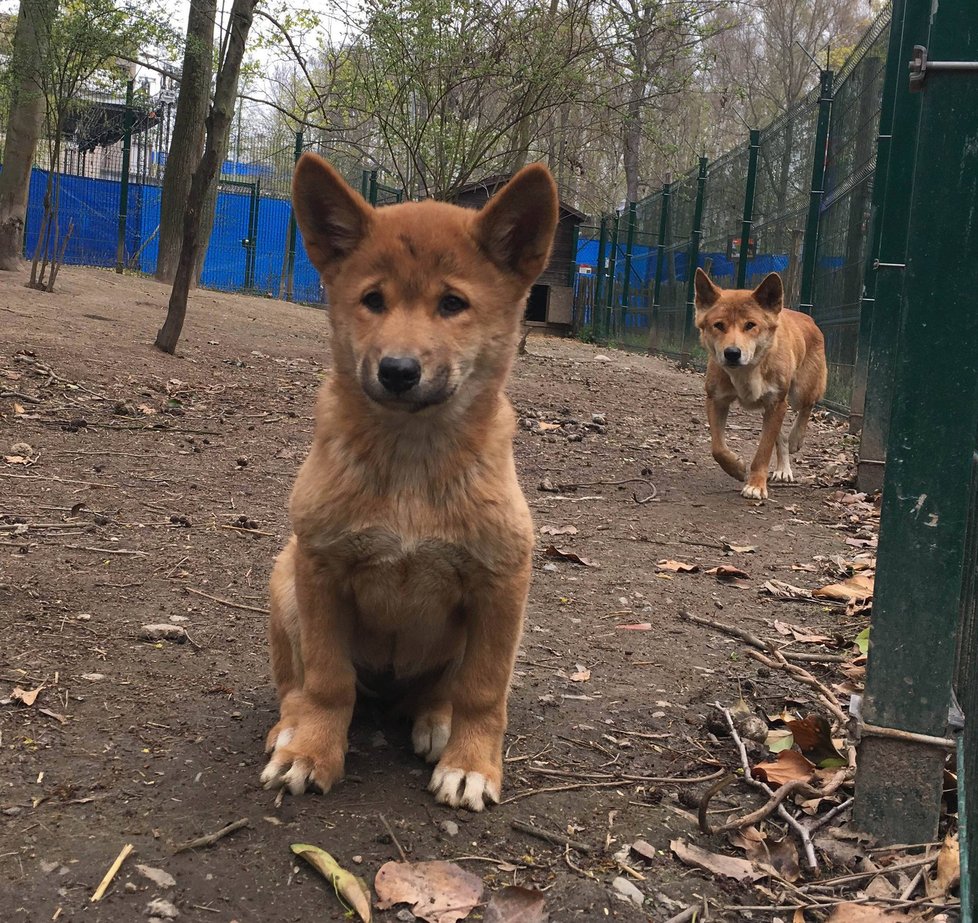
[10, 442, 32, 456]
[396, 911, 417, 922]
[612, 876, 645, 906]
[591, 413, 607, 425]
[81, 673, 104, 681]
[542, 562, 559, 573]
[40, 859, 59, 874]
[236, 456, 249, 467]
[594, 354, 611, 362]
[76, 613, 92, 622]
[139, 624, 188, 644]
[439, 820, 459, 837]
[566, 433, 583, 442]
[371, 731, 387, 748]
[125, 881, 138, 893]
[145, 898, 179, 918]
[352, 855, 363, 864]
[136, 865, 176, 889]
[538, 478, 558, 493]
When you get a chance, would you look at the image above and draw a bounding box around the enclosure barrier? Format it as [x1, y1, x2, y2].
[574, 7, 891, 412]
[0, 86, 406, 305]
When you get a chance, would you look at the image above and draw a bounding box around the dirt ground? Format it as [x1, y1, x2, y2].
[0, 267, 890, 922]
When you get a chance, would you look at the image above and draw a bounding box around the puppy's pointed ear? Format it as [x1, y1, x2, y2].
[292, 153, 372, 281]
[475, 164, 559, 285]
[694, 267, 721, 311]
[752, 272, 784, 313]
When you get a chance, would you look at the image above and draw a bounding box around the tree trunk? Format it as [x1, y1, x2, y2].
[0, 0, 56, 272]
[155, 0, 217, 283]
[155, 0, 257, 354]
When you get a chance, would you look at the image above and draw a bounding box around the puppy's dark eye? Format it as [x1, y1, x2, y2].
[362, 291, 385, 313]
[713, 321, 725, 331]
[439, 294, 468, 316]
[744, 321, 756, 331]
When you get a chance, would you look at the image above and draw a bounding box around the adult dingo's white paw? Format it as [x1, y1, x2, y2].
[770, 464, 794, 484]
[429, 765, 500, 812]
[742, 482, 768, 500]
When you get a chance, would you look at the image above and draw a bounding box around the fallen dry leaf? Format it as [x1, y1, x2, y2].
[825, 903, 912, 922]
[773, 620, 832, 644]
[786, 715, 847, 767]
[926, 832, 960, 898]
[753, 749, 816, 785]
[706, 564, 748, 578]
[543, 545, 600, 568]
[375, 860, 483, 923]
[629, 839, 657, 862]
[724, 543, 756, 553]
[11, 685, 44, 707]
[670, 839, 759, 882]
[813, 574, 874, 603]
[136, 403, 158, 415]
[617, 622, 652, 630]
[483, 886, 548, 923]
[762, 580, 812, 600]
[4, 455, 30, 465]
[657, 559, 699, 573]
[539, 525, 578, 536]
[13, 402, 26, 414]
[729, 826, 800, 882]
[292, 844, 371, 922]
[568, 666, 591, 682]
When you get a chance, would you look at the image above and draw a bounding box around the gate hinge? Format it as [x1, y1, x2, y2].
[910, 45, 978, 92]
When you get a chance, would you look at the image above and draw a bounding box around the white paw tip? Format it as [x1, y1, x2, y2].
[413, 720, 451, 763]
[429, 767, 497, 812]
[742, 485, 767, 500]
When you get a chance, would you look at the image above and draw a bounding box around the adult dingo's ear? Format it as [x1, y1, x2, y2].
[752, 272, 784, 313]
[292, 152, 372, 281]
[694, 267, 721, 310]
[475, 163, 559, 285]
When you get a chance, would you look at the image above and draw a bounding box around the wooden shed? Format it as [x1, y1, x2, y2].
[453, 174, 587, 332]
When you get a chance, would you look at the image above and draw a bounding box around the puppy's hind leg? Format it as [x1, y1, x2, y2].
[412, 701, 453, 763]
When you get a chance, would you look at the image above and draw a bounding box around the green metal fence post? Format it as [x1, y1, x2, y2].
[368, 170, 379, 206]
[855, 0, 925, 489]
[360, 169, 370, 199]
[650, 179, 671, 349]
[244, 178, 260, 290]
[852, 0, 978, 850]
[115, 78, 135, 274]
[594, 216, 609, 337]
[568, 222, 580, 287]
[736, 129, 760, 289]
[283, 130, 303, 301]
[620, 201, 637, 331]
[681, 157, 708, 364]
[798, 70, 834, 314]
[604, 213, 620, 339]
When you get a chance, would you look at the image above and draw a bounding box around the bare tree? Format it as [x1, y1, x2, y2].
[0, 0, 57, 271]
[155, 0, 217, 283]
[155, 0, 257, 354]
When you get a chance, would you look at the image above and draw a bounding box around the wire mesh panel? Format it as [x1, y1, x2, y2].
[811, 8, 891, 408]
[652, 166, 699, 357]
[751, 90, 821, 301]
[699, 144, 749, 289]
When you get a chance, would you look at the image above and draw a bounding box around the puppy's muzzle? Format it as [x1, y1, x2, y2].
[723, 346, 742, 367]
[378, 356, 422, 395]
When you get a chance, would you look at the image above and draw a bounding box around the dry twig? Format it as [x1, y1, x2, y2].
[173, 818, 249, 853]
[511, 820, 591, 854]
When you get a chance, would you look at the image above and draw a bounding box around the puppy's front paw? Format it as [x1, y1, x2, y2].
[412, 709, 452, 763]
[742, 480, 768, 500]
[260, 725, 345, 796]
[429, 764, 501, 812]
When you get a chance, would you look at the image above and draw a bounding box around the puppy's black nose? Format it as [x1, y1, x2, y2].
[378, 356, 422, 394]
[723, 346, 742, 365]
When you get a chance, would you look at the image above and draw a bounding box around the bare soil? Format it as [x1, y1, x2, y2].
[1, 267, 873, 922]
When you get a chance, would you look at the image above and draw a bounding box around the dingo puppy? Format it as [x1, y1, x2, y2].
[260, 154, 558, 811]
[694, 268, 827, 500]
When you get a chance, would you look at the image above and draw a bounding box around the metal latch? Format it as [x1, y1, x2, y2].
[909, 44, 978, 91]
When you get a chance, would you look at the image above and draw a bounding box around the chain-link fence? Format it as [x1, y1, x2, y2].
[573, 5, 893, 415]
[1, 82, 405, 305]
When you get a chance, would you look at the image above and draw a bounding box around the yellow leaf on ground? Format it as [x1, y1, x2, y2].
[291, 844, 371, 922]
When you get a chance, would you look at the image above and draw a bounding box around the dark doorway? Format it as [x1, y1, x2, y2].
[525, 284, 549, 322]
